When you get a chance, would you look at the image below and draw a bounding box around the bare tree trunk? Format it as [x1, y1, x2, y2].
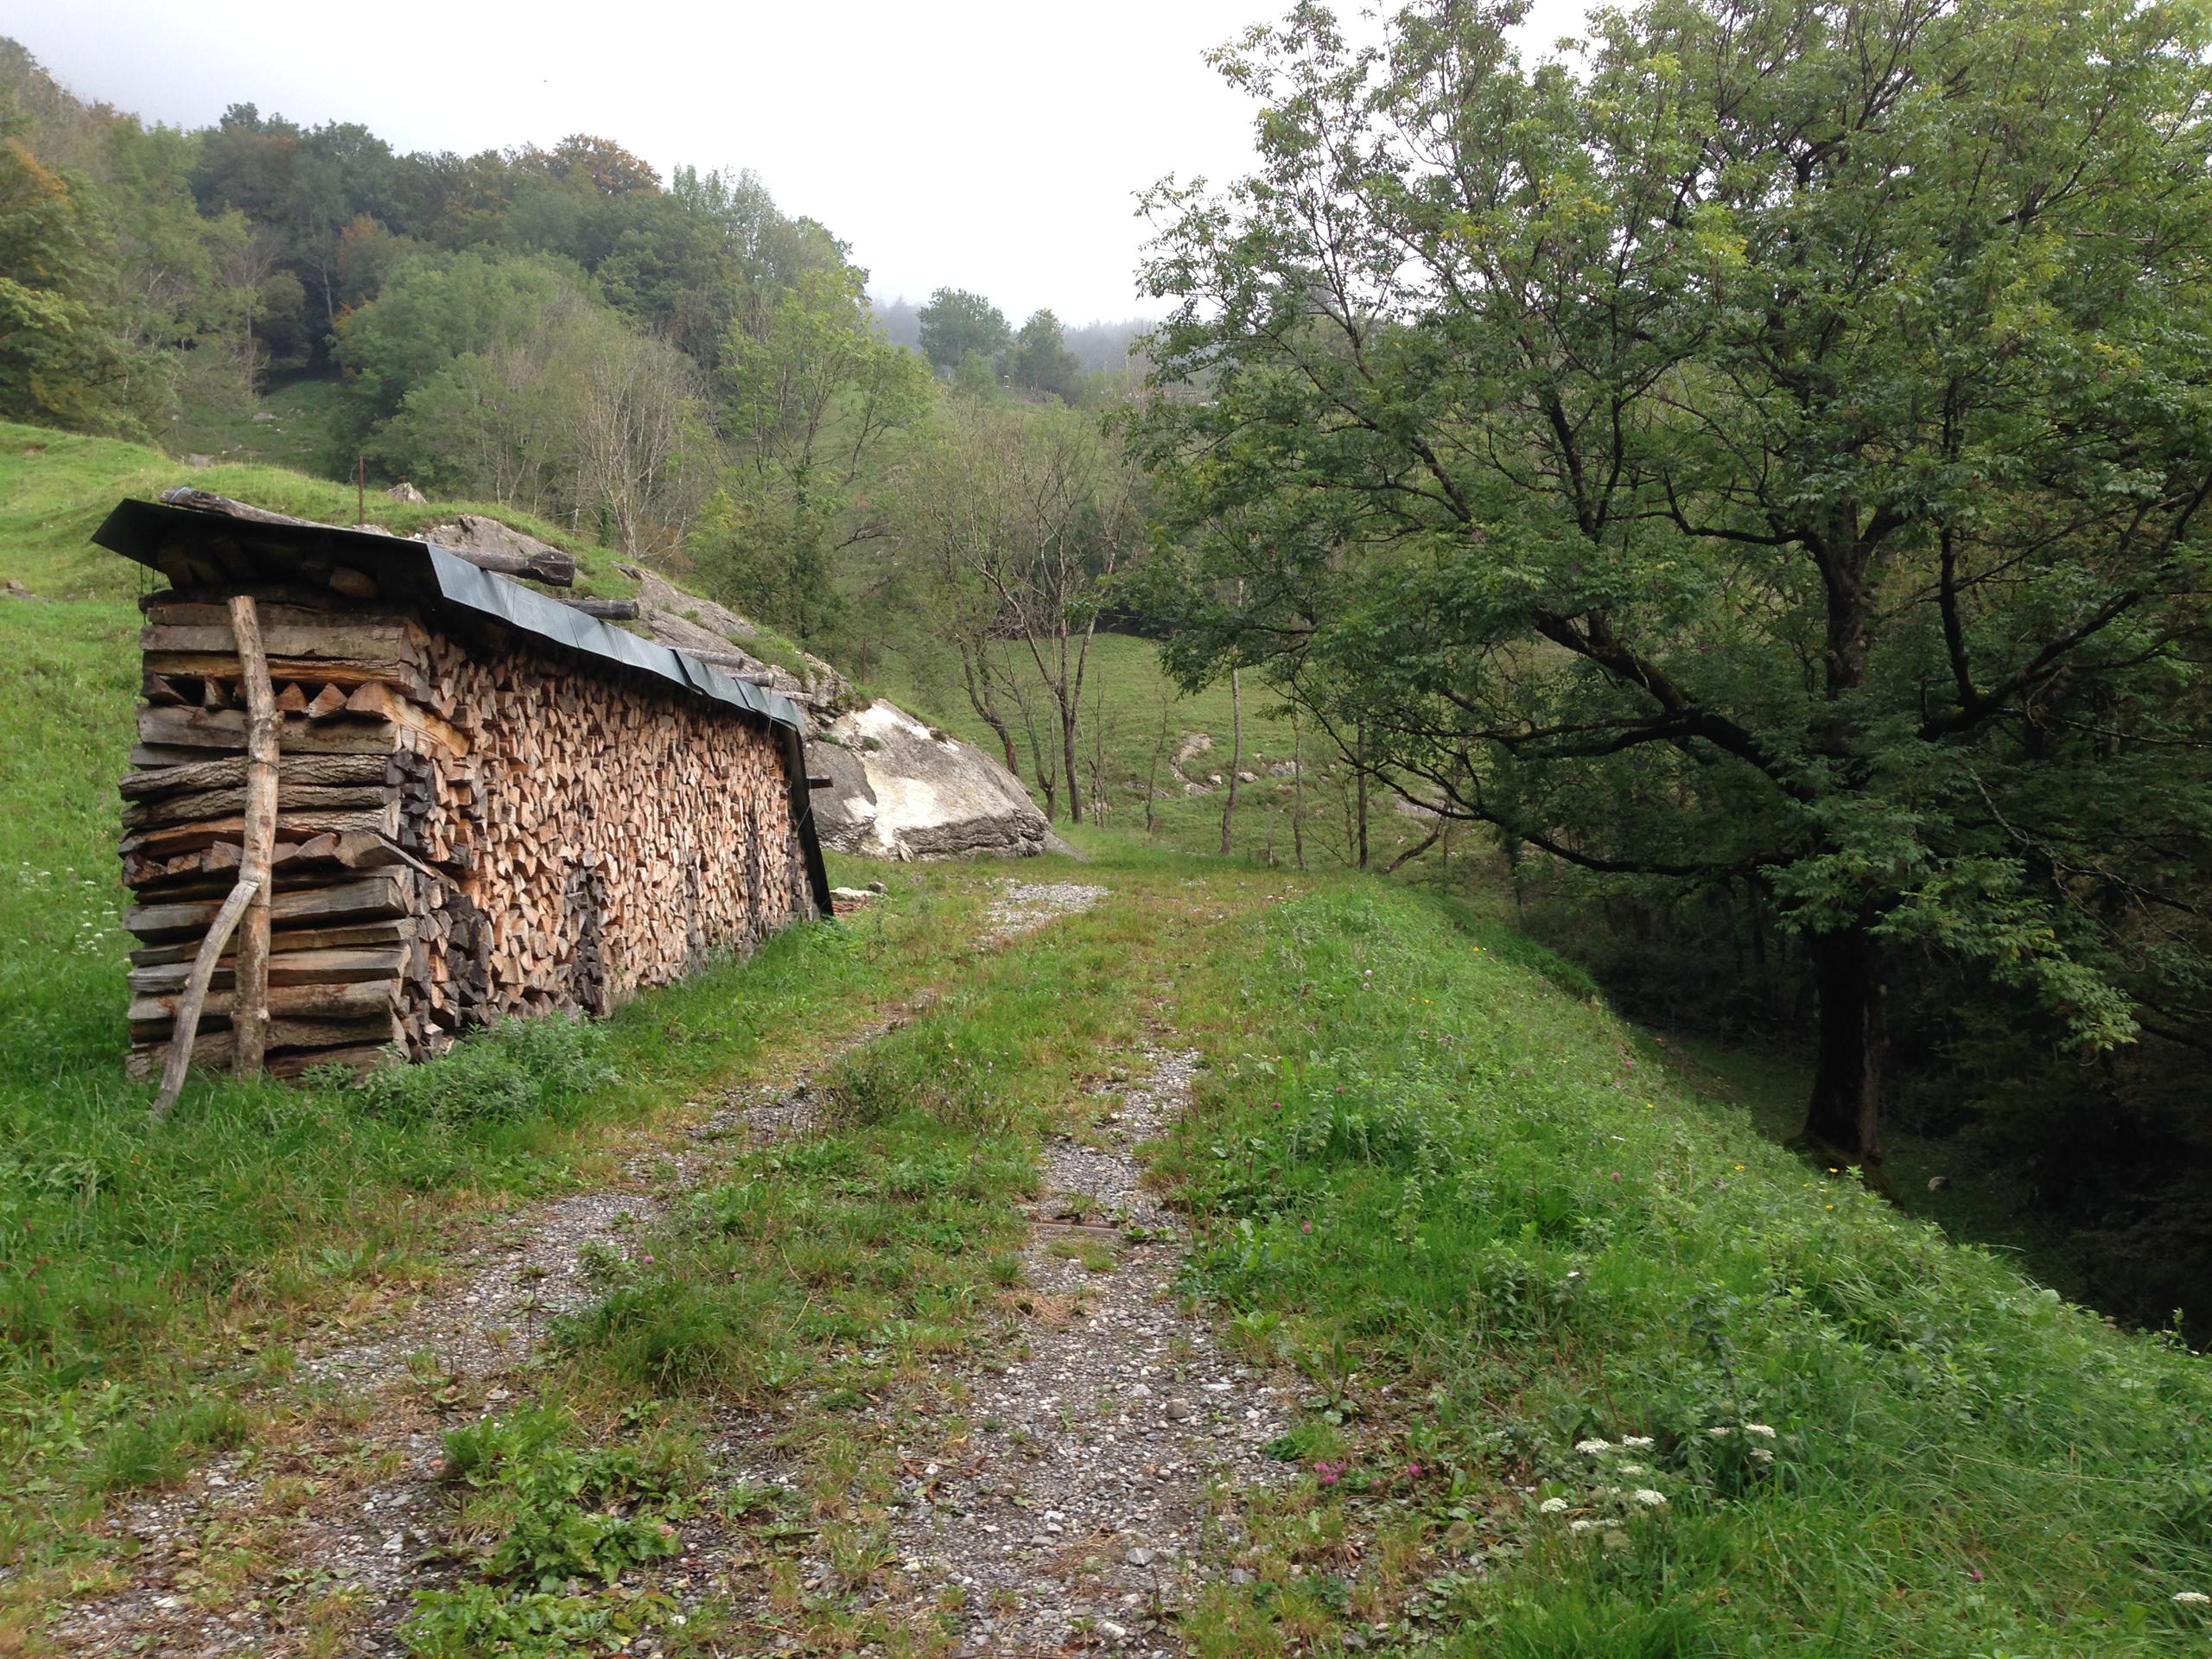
[1145, 702, 1170, 838]
[957, 647, 1018, 777]
[1219, 664, 1243, 856]
[1060, 702, 1084, 828]
[1355, 723, 1370, 870]
[1291, 709, 1306, 872]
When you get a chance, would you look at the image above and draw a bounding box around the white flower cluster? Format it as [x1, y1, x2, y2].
[1541, 1434, 1676, 1540]
[2177, 1591, 2211, 1606]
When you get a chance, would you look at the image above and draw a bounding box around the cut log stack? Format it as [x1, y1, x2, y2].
[118, 514, 819, 1084]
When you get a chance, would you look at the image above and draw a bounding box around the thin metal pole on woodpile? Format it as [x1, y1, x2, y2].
[149, 594, 279, 1119]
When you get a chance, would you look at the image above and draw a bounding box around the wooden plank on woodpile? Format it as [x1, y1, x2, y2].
[120, 753, 391, 800]
[141, 614, 427, 654]
[130, 918, 416, 967]
[126, 873, 408, 940]
[556, 596, 639, 620]
[124, 785, 391, 830]
[146, 652, 431, 699]
[130, 977, 400, 1029]
[122, 807, 400, 860]
[130, 945, 412, 995]
[137, 706, 398, 756]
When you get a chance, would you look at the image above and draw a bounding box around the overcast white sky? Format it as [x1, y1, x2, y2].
[16, 0, 1588, 325]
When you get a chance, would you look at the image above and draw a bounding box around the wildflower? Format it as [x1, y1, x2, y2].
[1574, 1439, 1611, 1455]
[640, 1254, 656, 1265]
[1707, 1427, 1732, 1439]
[1619, 1436, 1654, 1449]
[1609, 1171, 1622, 1181]
[1742, 1423, 1776, 1438]
[1750, 1448, 1775, 1465]
[1406, 1462, 1424, 1479]
[1538, 1497, 1568, 1514]
[1634, 1489, 1668, 1509]
[1300, 1220, 1313, 1234]
[1568, 1518, 1598, 1533]
[2174, 1591, 2211, 1605]
[1617, 1463, 1647, 1476]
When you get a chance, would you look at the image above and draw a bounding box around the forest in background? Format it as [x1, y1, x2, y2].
[8, 5, 2212, 1344]
[0, 35, 1152, 681]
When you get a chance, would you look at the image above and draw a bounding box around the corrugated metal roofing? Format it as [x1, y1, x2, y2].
[92, 498, 808, 734]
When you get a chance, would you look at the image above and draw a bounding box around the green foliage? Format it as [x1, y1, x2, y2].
[696, 264, 928, 639]
[335, 251, 582, 429]
[350, 252, 709, 554]
[1162, 882, 2212, 1654]
[916, 286, 1010, 372]
[435, 1408, 693, 1588]
[399, 1408, 691, 1656]
[1134, 0, 2212, 1160]
[341, 1014, 613, 1127]
[86, 1392, 250, 1493]
[1010, 308, 1081, 402]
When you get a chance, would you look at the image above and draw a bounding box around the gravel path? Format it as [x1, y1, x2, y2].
[982, 880, 1110, 944]
[858, 1046, 1288, 1654]
[40, 879, 1106, 1658]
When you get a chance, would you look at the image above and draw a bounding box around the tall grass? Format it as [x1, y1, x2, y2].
[1160, 884, 2212, 1655]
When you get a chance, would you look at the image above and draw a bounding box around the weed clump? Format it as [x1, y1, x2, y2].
[345, 1014, 613, 1127]
[399, 1406, 696, 1656]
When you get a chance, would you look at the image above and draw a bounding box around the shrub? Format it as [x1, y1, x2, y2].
[345, 1014, 613, 1127]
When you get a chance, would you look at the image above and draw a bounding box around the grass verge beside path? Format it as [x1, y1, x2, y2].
[0, 858, 1003, 1589]
[441, 857, 1294, 1656]
[1152, 882, 2212, 1656]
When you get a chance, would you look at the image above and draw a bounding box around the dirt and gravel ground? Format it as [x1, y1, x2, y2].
[41, 878, 1280, 1657]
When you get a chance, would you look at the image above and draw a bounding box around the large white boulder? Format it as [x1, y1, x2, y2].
[810, 699, 1050, 860]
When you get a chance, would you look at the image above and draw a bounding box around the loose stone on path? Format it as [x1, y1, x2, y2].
[867, 1045, 1289, 1654]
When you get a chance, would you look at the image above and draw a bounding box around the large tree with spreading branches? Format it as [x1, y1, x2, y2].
[1131, 0, 2212, 1178]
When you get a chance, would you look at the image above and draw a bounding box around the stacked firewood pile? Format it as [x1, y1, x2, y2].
[115, 497, 822, 1089]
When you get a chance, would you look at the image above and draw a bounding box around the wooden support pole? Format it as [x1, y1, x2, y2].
[151, 874, 260, 1120]
[230, 594, 280, 1077]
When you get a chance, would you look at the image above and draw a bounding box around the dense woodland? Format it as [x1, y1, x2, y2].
[7, 3, 2212, 1336]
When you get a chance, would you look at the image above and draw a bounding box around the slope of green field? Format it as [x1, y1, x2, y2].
[5, 420, 2209, 1653]
[872, 632, 1445, 868]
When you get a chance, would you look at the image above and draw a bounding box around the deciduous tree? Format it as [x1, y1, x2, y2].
[1134, 0, 2212, 1178]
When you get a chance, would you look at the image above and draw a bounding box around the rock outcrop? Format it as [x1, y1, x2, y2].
[613, 562, 855, 717]
[810, 699, 1050, 861]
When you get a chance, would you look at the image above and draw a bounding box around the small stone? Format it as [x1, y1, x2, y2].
[1126, 1545, 1155, 1566]
[1164, 1401, 1194, 1421]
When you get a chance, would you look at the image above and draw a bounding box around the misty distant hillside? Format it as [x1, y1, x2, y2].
[872, 295, 1152, 373]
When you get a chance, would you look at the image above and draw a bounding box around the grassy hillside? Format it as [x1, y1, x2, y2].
[4, 420, 2209, 1651]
